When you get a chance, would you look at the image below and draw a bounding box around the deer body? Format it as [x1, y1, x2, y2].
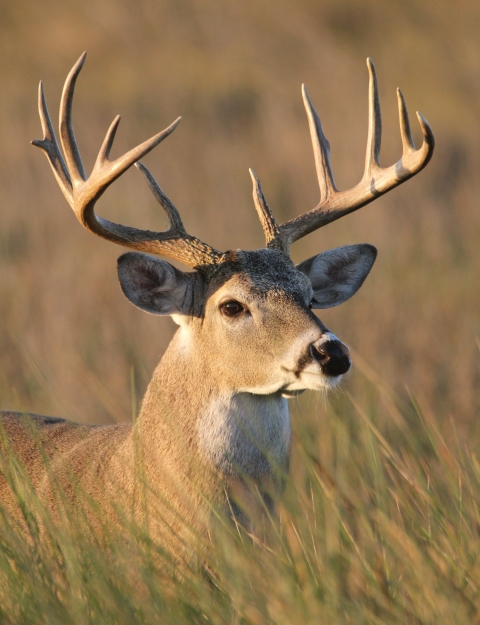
[0, 55, 434, 555]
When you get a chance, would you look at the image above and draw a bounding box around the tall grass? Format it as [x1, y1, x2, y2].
[1, 369, 479, 624]
[1, 0, 480, 430]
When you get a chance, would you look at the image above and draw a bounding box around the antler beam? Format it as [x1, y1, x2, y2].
[32, 53, 224, 270]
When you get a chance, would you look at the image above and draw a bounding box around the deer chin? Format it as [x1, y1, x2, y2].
[280, 370, 345, 397]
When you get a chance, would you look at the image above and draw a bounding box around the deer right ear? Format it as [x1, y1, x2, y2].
[297, 244, 377, 308]
[117, 252, 194, 316]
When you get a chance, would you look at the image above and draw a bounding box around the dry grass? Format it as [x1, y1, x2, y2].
[0, 0, 479, 429]
[1, 373, 480, 624]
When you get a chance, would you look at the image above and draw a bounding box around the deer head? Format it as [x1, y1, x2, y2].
[32, 53, 434, 399]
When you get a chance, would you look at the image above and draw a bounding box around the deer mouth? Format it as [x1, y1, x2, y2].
[280, 389, 306, 398]
[279, 365, 348, 396]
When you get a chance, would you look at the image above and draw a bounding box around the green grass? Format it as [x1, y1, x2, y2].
[1, 372, 479, 624]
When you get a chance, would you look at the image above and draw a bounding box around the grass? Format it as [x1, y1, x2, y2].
[1, 370, 479, 624]
[2, 0, 480, 429]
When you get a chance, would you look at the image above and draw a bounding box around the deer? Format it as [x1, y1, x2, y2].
[0, 54, 433, 559]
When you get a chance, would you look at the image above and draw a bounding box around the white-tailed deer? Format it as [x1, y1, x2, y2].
[0, 54, 433, 555]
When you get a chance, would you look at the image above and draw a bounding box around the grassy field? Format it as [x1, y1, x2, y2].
[1, 0, 480, 621]
[1, 370, 480, 624]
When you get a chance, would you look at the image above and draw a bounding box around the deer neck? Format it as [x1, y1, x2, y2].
[135, 328, 291, 494]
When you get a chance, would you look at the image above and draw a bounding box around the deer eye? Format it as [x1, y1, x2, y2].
[220, 300, 244, 317]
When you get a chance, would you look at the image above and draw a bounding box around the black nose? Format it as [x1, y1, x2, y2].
[310, 340, 351, 376]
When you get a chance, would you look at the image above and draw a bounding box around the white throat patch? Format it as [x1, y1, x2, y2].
[197, 392, 290, 479]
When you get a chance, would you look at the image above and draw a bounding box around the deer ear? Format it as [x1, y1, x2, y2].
[117, 252, 194, 316]
[297, 244, 377, 309]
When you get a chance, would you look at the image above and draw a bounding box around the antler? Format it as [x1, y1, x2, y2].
[32, 52, 224, 270]
[34, 55, 434, 268]
[253, 58, 435, 254]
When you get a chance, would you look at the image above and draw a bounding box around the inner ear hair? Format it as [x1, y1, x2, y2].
[117, 252, 193, 316]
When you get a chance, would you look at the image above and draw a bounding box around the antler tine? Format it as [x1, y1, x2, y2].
[135, 162, 187, 235]
[33, 53, 224, 270]
[365, 58, 382, 176]
[397, 88, 415, 152]
[31, 82, 73, 206]
[248, 169, 284, 251]
[59, 52, 87, 184]
[301, 84, 337, 204]
[133, 162, 224, 268]
[398, 90, 435, 165]
[278, 59, 435, 251]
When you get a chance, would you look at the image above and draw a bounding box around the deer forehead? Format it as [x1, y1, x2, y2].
[206, 249, 313, 307]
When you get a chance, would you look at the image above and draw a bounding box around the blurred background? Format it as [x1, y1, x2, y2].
[0, 0, 479, 438]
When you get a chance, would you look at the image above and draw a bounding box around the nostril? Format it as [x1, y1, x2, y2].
[310, 340, 351, 376]
[310, 344, 330, 364]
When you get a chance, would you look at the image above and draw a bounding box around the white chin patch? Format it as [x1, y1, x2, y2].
[281, 371, 344, 397]
[319, 374, 343, 389]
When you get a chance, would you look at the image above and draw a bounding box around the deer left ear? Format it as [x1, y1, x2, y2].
[117, 252, 195, 316]
[297, 244, 377, 309]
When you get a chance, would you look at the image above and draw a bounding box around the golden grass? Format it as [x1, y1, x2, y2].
[0, 0, 479, 429]
[1, 371, 480, 623]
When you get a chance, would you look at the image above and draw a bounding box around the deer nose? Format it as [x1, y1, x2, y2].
[310, 340, 351, 376]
